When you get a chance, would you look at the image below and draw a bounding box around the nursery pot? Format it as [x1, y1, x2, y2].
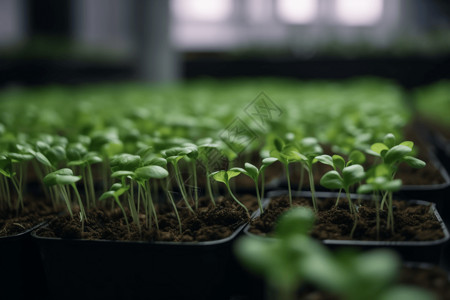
[33, 221, 250, 300]
[0, 222, 48, 300]
[246, 190, 450, 265]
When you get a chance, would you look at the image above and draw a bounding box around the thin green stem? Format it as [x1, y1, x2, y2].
[297, 164, 305, 193]
[192, 161, 199, 210]
[260, 170, 266, 200]
[82, 167, 90, 210]
[59, 185, 73, 218]
[335, 188, 342, 207]
[285, 163, 292, 207]
[165, 178, 182, 234]
[174, 164, 195, 214]
[307, 166, 317, 213]
[205, 166, 215, 207]
[87, 164, 96, 207]
[146, 181, 159, 231]
[71, 183, 87, 223]
[114, 195, 130, 233]
[226, 183, 250, 218]
[255, 179, 263, 214]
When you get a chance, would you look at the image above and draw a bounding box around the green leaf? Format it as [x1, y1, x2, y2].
[276, 206, 315, 237]
[67, 160, 85, 167]
[230, 167, 247, 176]
[262, 157, 277, 167]
[111, 170, 135, 178]
[371, 143, 389, 155]
[314, 155, 334, 168]
[134, 165, 168, 180]
[244, 163, 259, 180]
[210, 170, 226, 184]
[53, 168, 73, 176]
[348, 150, 366, 165]
[320, 171, 343, 190]
[384, 145, 412, 165]
[332, 155, 345, 171]
[382, 179, 402, 192]
[274, 138, 284, 152]
[142, 157, 167, 167]
[227, 170, 241, 180]
[383, 133, 396, 148]
[379, 286, 436, 300]
[403, 156, 426, 169]
[342, 164, 365, 188]
[99, 191, 115, 201]
[399, 141, 414, 149]
[35, 152, 53, 168]
[7, 152, 34, 162]
[357, 184, 374, 194]
[110, 154, 140, 172]
[44, 173, 81, 186]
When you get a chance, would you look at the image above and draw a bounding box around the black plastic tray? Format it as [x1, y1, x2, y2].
[244, 190, 450, 265]
[32, 215, 257, 300]
[0, 222, 47, 300]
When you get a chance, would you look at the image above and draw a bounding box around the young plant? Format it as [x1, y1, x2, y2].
[198, 141, 222, 207]
[43, 168, 87, 230]
[210, 169, 250, 218]
[368, 133, 426, 179]
[67, 143, 102, 209]
[182, 143, 200, 210]
[231, 158, 277, 214]
[99, 183, 131, 233]
[319, 161, 365, 237]
[162, 147, 195, 214]
[269, 138, 303, 208]
[366, 133, 426, 233]
[358, 173, 402, 237]
[317, 154, 366, 213]
[0, 152, 34, 212]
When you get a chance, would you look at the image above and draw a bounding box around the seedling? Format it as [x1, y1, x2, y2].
[366, 133, 426, 233]
[162, 147, 195, 214]
[99, 183, 130, 233]
[198, 140, 221, 207]
[317, 155, 365, 215]
[210, 169, 250, 218]
[231, 158, 277, 214]
[358, 174, 402, 237]
[67, 143, 102, 209]
[43, 168, 87, 230]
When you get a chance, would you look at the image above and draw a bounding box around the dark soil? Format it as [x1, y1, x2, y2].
[37, 194, 258, 242]
[0, 198, 60, 237]
[249, 195, 445, 241]
[295, 265, 450, 300]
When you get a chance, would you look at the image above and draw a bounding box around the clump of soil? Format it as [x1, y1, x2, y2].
[37, 194, 257, 242]
[0, 197, 60, 237]
[249, 195, 445, 241]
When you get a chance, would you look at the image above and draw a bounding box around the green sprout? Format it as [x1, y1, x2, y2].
[210, 169, 250, 218]
[162, 147, 195, 214]
[231, 158, 277, 214]
[43, 168, 87, 230]
[0, 152, 34, 212]
[198, 141, 221, 207]
[365, 133, 426, 233]
[99, 183, 130, 233]
[67, 143, 102, 209]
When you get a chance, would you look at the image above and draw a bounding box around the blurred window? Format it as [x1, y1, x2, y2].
[335, 0, 384, 26]
[171, 0, 233, 23]
[276, 0, 318, 24]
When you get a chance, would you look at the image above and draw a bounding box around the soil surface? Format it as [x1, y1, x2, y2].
[249, 195, 445, 241]
[37, 194, 258, 242]
[0, 198, 60, 237]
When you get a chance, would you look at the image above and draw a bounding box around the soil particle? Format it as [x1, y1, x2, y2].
[249, 195, 445, 241]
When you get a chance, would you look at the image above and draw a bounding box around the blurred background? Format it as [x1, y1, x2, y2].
[0, 0, 449, 88]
